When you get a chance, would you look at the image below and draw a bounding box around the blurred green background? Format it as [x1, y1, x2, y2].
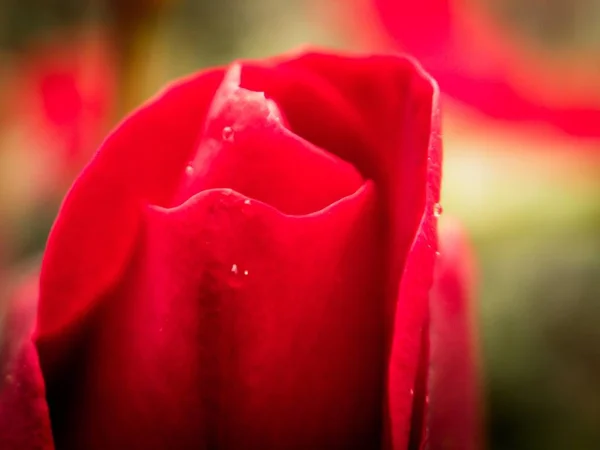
[1, 1, 599, 448]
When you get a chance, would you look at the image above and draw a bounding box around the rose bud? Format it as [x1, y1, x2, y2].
[0, 50, 481, 449]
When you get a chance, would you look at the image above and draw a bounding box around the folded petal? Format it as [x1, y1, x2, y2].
[427, 218, 483, 449]
[174, 64, 364, 215]
[37, 69, 224, 341]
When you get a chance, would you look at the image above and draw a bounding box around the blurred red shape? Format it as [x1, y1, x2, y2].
[341, 0, 600, 138]
[8, 31, 116, 183]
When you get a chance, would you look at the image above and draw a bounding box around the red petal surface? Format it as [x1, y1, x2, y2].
[427, 218, 483, 449]
[37, 69, 225, 341]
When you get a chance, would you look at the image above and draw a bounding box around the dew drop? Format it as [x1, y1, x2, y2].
[433, 203, 443, 218]
[222, 126, 235, 142]
[435, 251, 441, 257]
[231, 263, 238, 275]
[243, 270, 249, 276]
[185, 164, 194, 175]
[243, 199, 251, 205]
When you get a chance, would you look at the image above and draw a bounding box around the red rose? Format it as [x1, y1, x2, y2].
[0, 50, 480, 449]
[339, 0, 600, 138]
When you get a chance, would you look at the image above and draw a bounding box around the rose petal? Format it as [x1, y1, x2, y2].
[45, 183, 387, 450]
[37, 69, 224, 341]
[174, 64, 364, 215]
[427, 218, 482, 449]
[244, 52, 439, 296]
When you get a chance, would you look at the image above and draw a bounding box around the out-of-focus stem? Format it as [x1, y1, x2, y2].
[108, 2, 168, 116]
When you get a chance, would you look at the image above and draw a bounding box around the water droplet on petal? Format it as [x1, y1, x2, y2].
[185, 164, 194, 175]
[435, 251, 441, 257]
[243, 270, 249, 276]
[243, 199, 251, 205]
[433, 203, 443, 218]
[231, 263, 238, 274]
[222, 126, 234, 142]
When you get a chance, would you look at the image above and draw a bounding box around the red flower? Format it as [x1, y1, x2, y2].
[0, 50, 480, 449]
[342, 0, 600, 138]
